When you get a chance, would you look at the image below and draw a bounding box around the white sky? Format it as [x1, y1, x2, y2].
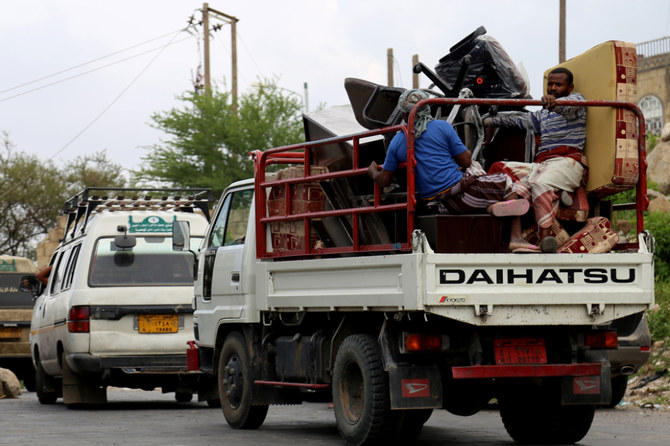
[1, 0, 669, 174]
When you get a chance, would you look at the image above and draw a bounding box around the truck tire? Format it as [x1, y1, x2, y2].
[35, 360, 59, 404]
[218, 331, 269, 429]
[500, 396, 595, 444]
[395, 409, 433, 441]
[606, 375, 628, 408]
[332, 334, 396, 446]
[175, 391, 193, 403]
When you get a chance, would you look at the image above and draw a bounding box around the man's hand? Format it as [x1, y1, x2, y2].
[541, 94, 557, 110]
[368, 161, 394, 187]
[367, 161, 379, 179]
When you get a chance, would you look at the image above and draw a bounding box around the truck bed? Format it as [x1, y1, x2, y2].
[256, 231, 654, 326]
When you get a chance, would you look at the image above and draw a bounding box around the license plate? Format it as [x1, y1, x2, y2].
[0, 327, 22, 339]
[494, 338, 547, 364]
[138, 315, 178, 334]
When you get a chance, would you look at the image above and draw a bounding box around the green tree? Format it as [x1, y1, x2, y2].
[0, 135, 129, 257]
[63, 150, 129, 197]
[136, 79, 304, 196]
[0, 134, 65, 256]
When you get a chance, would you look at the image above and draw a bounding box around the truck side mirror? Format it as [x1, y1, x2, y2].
[172, 221, 191, 251]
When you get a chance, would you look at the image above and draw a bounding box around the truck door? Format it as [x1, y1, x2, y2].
[200, 188, 253, 319]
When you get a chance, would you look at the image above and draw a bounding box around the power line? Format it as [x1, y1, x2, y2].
[0, 28, 187, 96]
[0, 36, 191, 103]
[0, 29, 185, 203]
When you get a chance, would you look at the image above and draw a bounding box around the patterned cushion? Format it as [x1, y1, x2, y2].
[546, 41, 639, 198]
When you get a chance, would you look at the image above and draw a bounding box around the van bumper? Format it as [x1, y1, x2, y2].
[68, 353, 187, 374]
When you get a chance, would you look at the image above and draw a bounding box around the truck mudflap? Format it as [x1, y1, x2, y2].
[388, 365, 443, 409]
[452, 363, 612, 405]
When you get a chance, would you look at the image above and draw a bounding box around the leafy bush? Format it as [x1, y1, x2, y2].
[649, 282, 670, 342]
[646, 211, 670, 282]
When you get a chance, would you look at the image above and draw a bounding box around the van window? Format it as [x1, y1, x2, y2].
[208, 189, 253, 248]
[49, 247, 71, 295]
[61, 244, 81, 291]
[89, 236, 202, 287]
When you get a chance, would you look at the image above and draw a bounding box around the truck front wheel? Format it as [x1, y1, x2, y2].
[332, 334, 395, 446]
[218, 331, 268, 429]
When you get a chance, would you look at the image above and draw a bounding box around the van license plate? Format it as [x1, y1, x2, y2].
[494, 338, 547, 364]
[138, 315, 178, 334]
[0, 327, 22, 339]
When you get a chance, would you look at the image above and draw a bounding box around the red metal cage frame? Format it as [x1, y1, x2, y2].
[252, 98, 648, 259]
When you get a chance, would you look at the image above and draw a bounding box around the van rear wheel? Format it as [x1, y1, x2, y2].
[218, 332, 268, 429]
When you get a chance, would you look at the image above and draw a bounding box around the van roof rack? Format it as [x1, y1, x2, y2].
[63, 187, 213, 240]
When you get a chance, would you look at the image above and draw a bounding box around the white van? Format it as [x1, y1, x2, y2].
[27, 188, 212, 405]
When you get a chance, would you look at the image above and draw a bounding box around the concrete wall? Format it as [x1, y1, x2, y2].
[35, 215, 67, 269]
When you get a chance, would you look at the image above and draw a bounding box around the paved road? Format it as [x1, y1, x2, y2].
[2, 388, 669, 445]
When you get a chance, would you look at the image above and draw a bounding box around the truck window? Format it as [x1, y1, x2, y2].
[208, 189, 253, 248]
[89, 236, 203, 287]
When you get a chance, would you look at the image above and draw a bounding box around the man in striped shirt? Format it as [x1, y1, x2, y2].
[484, 67, 587, 252]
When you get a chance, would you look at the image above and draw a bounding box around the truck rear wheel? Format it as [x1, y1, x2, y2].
[395, 409, 433, 441]
[218, 331, 268, 429]
[606, 375, 628, 408]
[332, 334, 395, 446]
[500, 394, 595, 444]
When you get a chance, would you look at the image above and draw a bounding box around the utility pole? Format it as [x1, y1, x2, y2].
[559, 0, 566, 63]
[201, 3, 240, 112]
[387, 48, 394, 86]
[202, 3, 210, 95]
[412, 54, 419, 88]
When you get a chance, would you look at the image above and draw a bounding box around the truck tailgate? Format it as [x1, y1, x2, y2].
[424, 249, 654, 326]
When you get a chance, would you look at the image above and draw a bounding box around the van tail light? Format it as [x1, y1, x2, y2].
[68, 306, 90, 333]
[585, 331, 618, 349]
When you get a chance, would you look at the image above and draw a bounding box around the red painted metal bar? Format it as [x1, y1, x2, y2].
[253, 98, 647, 259]
[409, 98, 648, 239]
[452, 363, 602, 379]
[255, 380, 330, 389]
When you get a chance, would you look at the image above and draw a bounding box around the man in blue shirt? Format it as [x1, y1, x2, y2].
[368, 89, 536, 252]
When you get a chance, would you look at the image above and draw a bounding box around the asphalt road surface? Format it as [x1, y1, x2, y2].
[2, 388, 669, 445]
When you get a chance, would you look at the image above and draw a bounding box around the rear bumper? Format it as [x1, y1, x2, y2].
[452, 363, 601, 379]
[68, 353, 187, 374]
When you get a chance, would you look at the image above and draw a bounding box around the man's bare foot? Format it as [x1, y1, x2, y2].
[487, 199, 530, 217]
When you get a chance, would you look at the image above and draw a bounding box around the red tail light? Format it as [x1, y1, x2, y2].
[403, 333, 446, 352]
[585, 331, 618, 349]
[68, 306, 90, 333]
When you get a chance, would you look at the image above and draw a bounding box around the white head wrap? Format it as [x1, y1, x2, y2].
[398, 89, 433, 139]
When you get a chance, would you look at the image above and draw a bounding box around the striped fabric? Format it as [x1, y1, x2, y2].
[489, 92, 587, 155]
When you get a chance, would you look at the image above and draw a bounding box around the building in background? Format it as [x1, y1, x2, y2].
[636, 36, 670, 135]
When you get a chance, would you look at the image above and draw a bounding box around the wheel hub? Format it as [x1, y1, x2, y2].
[223, 354, 243, 408]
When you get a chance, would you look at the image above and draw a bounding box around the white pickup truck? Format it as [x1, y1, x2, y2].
[175, 92, 654, 445]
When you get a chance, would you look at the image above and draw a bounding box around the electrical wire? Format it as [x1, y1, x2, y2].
[0, 37, 192, 103]
[0, 28, 188, 202]
[0, 29, 186, 96]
